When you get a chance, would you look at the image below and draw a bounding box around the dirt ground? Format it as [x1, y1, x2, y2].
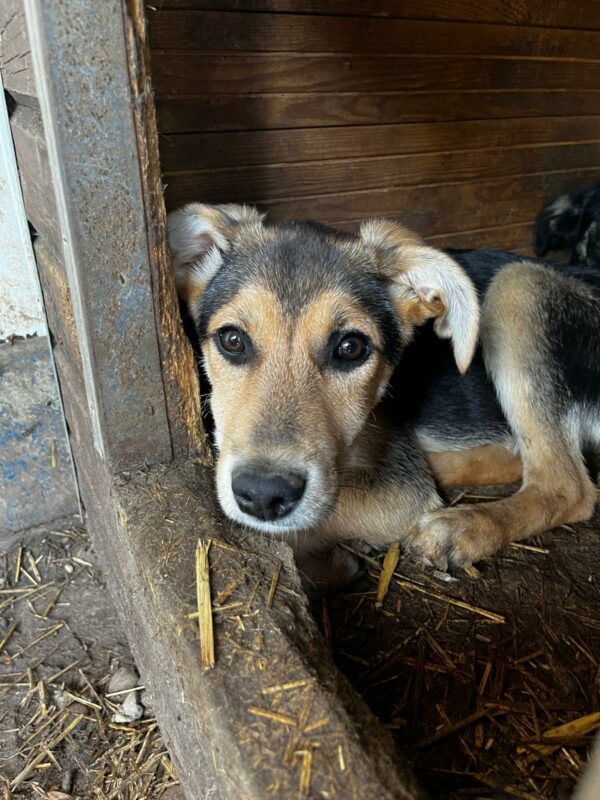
[0, 527, 182, 799]
[1, 491, 599, 799]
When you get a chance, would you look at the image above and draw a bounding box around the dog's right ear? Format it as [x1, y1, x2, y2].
[168, 203, 265, 310]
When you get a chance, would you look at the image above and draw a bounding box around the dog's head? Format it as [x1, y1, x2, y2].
[169, 203, 479, 534]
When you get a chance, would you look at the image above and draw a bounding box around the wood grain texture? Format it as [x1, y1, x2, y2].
[163, 142, 600, 208]
[158, 116, 600, 171]
[9, 104, 62, 257]
[330, 220, 535, 255]
[429, 222, 534, 253]
[153, 54, 600, 97]
[148, 2, 600, 250]
[27, 0, 172, 470]
[0, 0, 36, 98]
[146, 0, 600, 30]
[114, 460, 427, 800]
[257, 169, 600, 230]
[156, 92, 600, 134]
[124, 0, 208, 464]
[148, 11, 600, 58]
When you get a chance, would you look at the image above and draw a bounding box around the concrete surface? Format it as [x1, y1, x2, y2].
[0, 336, 78, 535]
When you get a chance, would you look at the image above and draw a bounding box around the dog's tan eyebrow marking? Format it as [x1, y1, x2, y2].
[299, 291, 384, 350]
[206, 286, 279, 335]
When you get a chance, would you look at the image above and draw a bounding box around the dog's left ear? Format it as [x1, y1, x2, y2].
[360, 219, 480, 373]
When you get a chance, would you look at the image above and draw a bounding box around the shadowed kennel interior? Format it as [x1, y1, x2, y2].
[147, 3, 600, 797]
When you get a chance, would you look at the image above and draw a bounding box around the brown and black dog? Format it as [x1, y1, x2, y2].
[169, 203, 600, 585]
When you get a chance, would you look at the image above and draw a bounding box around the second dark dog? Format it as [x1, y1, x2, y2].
[534, 182, 600, 266]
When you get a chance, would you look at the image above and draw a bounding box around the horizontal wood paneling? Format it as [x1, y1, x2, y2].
[430, 223, 534, 253]
[158, 116, 600, 170]
[258, 169, 600, 230]
[335, 220, 535, 254]
[148, 3, 600, 249]
[163, 142, 600, 207]
[149, 11, 600, 58]
[147, 1, 600, 31]
[157, 91, 600, 133]
[154, 55, 600, 96]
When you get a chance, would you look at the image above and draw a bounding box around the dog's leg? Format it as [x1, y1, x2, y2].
[417, 433, 596, 569]
[416, 261, 598, 569]
[426, 444, 522, 489]
[294, 543, 364, 595]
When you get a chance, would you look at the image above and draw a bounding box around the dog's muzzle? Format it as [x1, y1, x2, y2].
[231, 465, 306, 522]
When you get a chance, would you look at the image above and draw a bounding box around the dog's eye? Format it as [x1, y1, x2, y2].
[218, 327, 246, 355]
[334, 334, 370, 365]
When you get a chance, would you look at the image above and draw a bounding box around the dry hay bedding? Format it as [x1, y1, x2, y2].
[2, 486, 600, 798]
[324, 486, 600, 799]
[0, 529, 180, 799]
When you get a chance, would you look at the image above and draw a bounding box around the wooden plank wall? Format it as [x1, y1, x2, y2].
[147, 0, 600, 252]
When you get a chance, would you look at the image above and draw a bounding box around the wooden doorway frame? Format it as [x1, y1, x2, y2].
[6, 2, 425, 796]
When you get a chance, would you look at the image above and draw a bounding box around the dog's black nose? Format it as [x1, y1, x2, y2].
[232, 468, 306, 522]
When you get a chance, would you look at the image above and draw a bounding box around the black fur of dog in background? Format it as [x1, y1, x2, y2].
[534, 181, 600, 267]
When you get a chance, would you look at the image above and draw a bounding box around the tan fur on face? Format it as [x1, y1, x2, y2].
[207, 286, 393, 532]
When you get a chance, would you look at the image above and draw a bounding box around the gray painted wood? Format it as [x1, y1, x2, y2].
[0, 337, 80, 535]
[9, 104, 62, 260]
[0, 75, 46, 339]
[0, 83, 79, 534]
[23, 0, 172, 470]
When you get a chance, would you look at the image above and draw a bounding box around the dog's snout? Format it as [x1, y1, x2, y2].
[232, 467, 306, 522]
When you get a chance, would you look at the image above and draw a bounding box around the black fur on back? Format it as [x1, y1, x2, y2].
[390, 249, 600, 444]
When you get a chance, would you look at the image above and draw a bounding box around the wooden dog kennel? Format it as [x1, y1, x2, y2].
[3, 1, 600, 797]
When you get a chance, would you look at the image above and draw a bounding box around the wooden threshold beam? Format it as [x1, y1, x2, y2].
[113, 458, 426, 799]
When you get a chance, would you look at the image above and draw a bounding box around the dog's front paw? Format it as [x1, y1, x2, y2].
[414, 506, 505, 570]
